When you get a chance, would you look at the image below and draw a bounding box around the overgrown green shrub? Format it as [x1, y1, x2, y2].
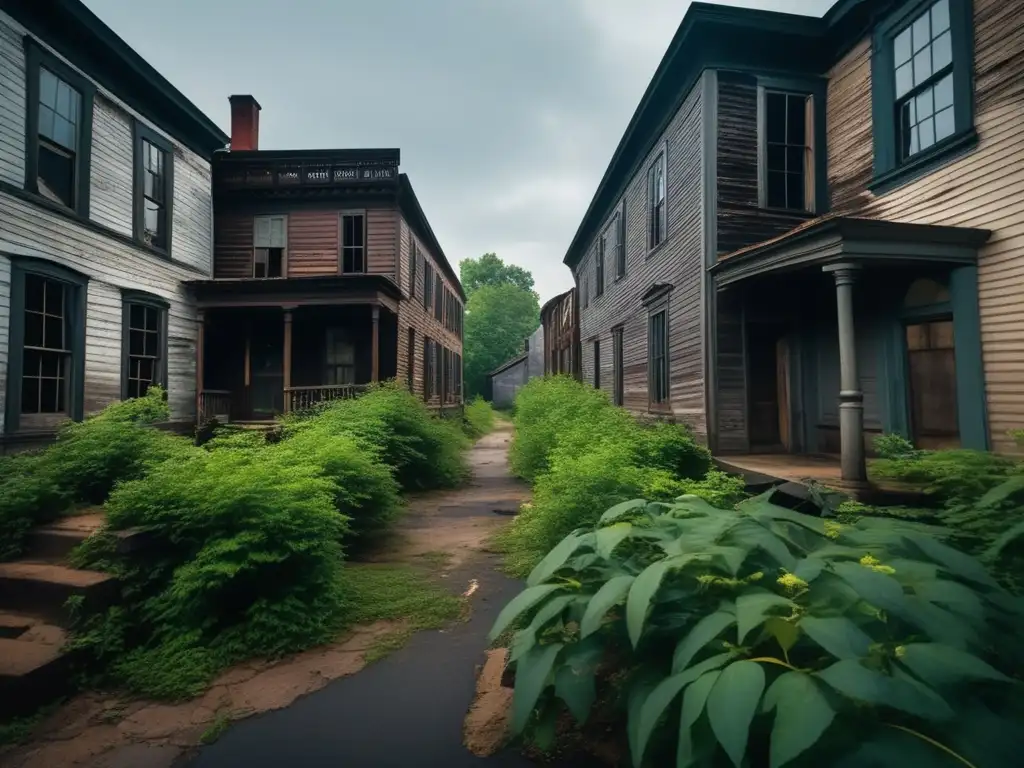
[286, 382, 468, 491]
[463, 396, 497, 438]
[872, 448, 1020, 505]
[675, 469, 748, 508]
[0, 452, 71, 560]
[873, 432, 919, 459]
[71, 446, 349, 699]
[633, 421, 712, 479]
[491, 494, 1024, 767]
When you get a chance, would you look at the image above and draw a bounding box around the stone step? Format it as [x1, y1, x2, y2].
[23, 513, 144, 562]
[0, 616, 73, 720]
[0, 562, 117, 627]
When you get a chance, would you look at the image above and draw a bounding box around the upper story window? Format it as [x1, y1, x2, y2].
[134, 123, 173, 253]
[434, 274, 444, 321]
[595, 237, 605, 298]
[871, 0, 974, 190]
[760, 91, 814, 212]
[341, 212, 366, 273]
[424, 261, 435, 311]
[254, 215, 286, 278]
[409, 238, 418, 298]
[647, 148, 667, 250]
[25, 42, 95, 215]
[612, 207, 626, 279]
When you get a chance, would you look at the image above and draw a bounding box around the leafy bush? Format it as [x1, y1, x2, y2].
[0, 452, 71, 559]
[675, 469, 748, 508]
[71, 446, 349, 699]
[286, 382, 468, 491]
[490, 494, 1024, 767]
[873, 432, 919, 459]
[633, 422, 711, 479]
[871, 448, 1020, 506]
[463, 396, 497, 438]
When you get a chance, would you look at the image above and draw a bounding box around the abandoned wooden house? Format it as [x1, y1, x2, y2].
[0, 0, 228, 451]
[565, 0, 1023, 482]
[540, 287, 581, 380]
[192, 96, 464, 422]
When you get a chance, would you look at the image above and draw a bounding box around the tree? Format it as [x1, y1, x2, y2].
[460, 252, 536, 298]
[463, 283, 540, 398]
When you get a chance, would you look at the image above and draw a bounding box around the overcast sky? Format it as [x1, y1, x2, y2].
[85, 0, 834, 303]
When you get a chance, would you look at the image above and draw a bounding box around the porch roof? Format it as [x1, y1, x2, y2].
[710, 215, 991, 287]
[186, 274, 402, 310]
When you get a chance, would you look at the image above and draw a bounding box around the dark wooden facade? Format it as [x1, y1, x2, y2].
[196, 145, 464, 421]
[540, 288, 580, 378]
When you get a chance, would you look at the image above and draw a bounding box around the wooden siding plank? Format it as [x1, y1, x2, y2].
[0, 17, 26, 188]
[288, 211, 339, 277]
[826, 0, 1024, 451]
[367, 208, 396, 278]
[88, 96, 134, 238]
[0, 255, 9, 433]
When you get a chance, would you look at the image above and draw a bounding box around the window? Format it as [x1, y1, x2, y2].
[595, 237, 605, 298]
[407, 328, 416, 389]
[325, 328, 356, 385]
[6, 259, 87, 432]
[254, 215, 286, 278]
[134, 123, 173, 252]
[761, 91, 813, 211]
[612, 327, 624, 406]
[593, 339, 601, 389]
[423, 338, 435, 400]
[441, 346, 450, 403]
[647, 149, 667, 250]
[434, 274, 444, 321]
[871, 0, 974, 188]
[25, 41, 94, 214]
[649, 309, 669, 406]
[613, 207, 626, 279]
[122, 294, 168, 399]
[582, 272, 589, 310]
[455, 352, 463, 400]
[409, 239, 418, 297]
[423, 262, 434, 311]
[341, 212, 366, 273]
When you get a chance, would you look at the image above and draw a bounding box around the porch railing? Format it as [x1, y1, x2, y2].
[198, 390, 232, 423]
[285, 384, 366, 413]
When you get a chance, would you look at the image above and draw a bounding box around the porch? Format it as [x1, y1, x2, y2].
[710, 216, 991, 485]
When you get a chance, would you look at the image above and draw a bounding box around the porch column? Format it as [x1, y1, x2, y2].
[195, 310, 205, 422]
[371, 306, 380, 383]
[283, 308, 293, 413]
[824, 263, 867, 484]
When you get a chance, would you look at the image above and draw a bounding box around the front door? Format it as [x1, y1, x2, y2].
[906, 319, 959, 449]
[249, 319, 283, 418]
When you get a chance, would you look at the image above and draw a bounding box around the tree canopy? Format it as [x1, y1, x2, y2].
[460, 254, 540, 398]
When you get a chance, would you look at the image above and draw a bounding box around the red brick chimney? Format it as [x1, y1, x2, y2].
[229, 95, 261, 151]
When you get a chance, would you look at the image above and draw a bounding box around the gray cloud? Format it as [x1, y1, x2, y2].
[86, 0, 835, 303]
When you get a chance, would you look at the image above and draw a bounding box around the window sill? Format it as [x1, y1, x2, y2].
[645, 238, 669, 260]
[869, 128, 979, 196]
[0, 180, 206, 276]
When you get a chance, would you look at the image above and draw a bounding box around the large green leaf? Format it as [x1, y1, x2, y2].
[906, 533, 1001, 590]
[792, 557, 826, 583]
[527, 532, 589, 586]
[914, 579, 984, 623]
[747, 503, 826, 535]
[764, 617, 800, 654]
[554, 645, 598, 724]
[816, 659, 953, 721]
[976, 474, 1024, 508]
[596, 522, 633, 560]
[489, 584, 563, 642]
[512, 642, 563, 733]
[899, 643, 1012, 686]
[832, 561, 907, 614]
[600, 498, 648, 525]
[727, 521, 797, 571]
[900, 595, 979, 649]
[676, 670, 723, 768]
[580, 574, 634, 638]
[762, 671, 835, 768]
[509, 594, 578, 663]
[626, 554, 693, 648]
[799, 616, 873, 660]
[633, 653, 732, 767]
[672, 606, 736, 673]
[706, 660, 766, 767]
[736, 591, 794, 642]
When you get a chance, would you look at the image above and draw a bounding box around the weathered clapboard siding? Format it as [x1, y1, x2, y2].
[89, 96, 134, 237]
[213, 213, 253, 278]
[396, 215, 462, 402]
[577, 77, 707, 437]
[83, 281, 123, 413]
[714, 288, 748, 452]
[367, 208, 397, 278]
[288, 211, 339, 277]
[0, 255, 10, 433]
[172, 146, 214, 276]
[0, 193, 200, 421]
[716, 75, 813, 256]
[826, 0, 1024, 451]
[0, 19, 26, 188]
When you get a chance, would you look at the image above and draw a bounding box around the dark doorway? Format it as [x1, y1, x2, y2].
[906, 319, 959, 449]
[249, 313, 284, 418]
[747, 323, 789, 451]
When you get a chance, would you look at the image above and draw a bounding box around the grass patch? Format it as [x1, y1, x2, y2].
[340, 563, 463, 629]
[418, 550, 454, 569]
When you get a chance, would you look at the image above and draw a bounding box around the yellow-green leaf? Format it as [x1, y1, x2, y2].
[706, 660, 766, 767]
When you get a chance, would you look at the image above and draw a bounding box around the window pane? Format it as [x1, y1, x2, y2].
[916, 88, 934, 120]
[935, 106, 955, 141]
[919, 116, 936, 150]
[25, 311, 44, 347]
[912, 12, 930, 52]
[138, 358, 154, 383]
[21, 375, 39, 413]
[932, 30, 952, 71]
[130, 329, 145, 356]
[932, 0, 950, 33]
[129, 303, 146, 329]
[38, 105, 56, 143]
[40, 351, 59, 378]
[767, 144, 786, 173]
[895, 62, 914, 98]
[44, 280, 63, 315]
[38, 144, 75, 207]
[25, 274, 45, 312]
[39, 67, 58, 108]
[145, 306, 159, 332]
[913, 49, 932, 84]
[787, 95, 806, 145]
[40, 377, 59, 413]
[894, 28, 912, 66]
[145, 200, 164, 247]
[766, 93, 787, 143]
[44, 315, 64, 349]
[145, 330, 160, 358]
[786, 173, 805, 209]
[786, 146, 805, 175]
[767, 171, 787, 208]
[934, 73, 954, 110]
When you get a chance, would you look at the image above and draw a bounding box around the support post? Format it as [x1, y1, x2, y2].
[823, 263, 867, 484]
[371, 306, 380, 383]
[195, 310, 205, 423]
[283, 308, 293, 413]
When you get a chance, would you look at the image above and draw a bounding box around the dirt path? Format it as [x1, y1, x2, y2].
[2, 425, 591, 768]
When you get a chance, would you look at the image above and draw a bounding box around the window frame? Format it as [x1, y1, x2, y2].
[253, 214, 287, 278]
[133, 121, 175, 256]
[646, 143, 668, 254]
[647, 300, 671, 410]
[340, 210, 367, 274]
[612, 326, 624, 407]
[423, 261, 434, 311]
[595, 236, 606, 298]
[870, 0, 976, 193]
[434, 274, 444, 322]
[407, 327, 415, 390]
[121, 290, 169, 401]
[23, 37, 95, 217]
[614, 200, 626, 280]
[5, 257, 88, 432]
[593, 339, 601, 390]
[409, 237, 417, 298]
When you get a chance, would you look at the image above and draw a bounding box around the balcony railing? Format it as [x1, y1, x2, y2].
[198, 390, 232, 423]
[284, 384, 366, 413]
